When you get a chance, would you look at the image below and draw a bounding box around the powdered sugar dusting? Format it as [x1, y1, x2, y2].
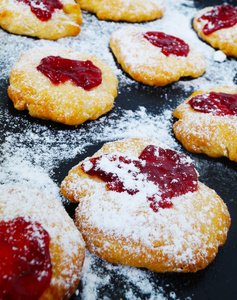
[80, 251, 167, 300]
[0, 107, 174, 192]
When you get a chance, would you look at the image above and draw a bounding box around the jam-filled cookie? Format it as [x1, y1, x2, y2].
[193, 3, 237, 57]
[110, 26, 206, 86]
[0, 0, 82, 40]
[76, 0, 164, 22]
[8, 47, 118, 126]
[173, 86, 237, 162]
[0, 185, 85, 299]
[61, 137, 230, 273]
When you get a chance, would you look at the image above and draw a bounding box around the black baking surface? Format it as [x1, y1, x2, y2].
[0, 1, 237, 299]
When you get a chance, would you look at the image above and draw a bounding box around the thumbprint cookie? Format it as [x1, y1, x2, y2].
[0, 185, 85, 299]
[61, 137, 230, 273]
[8, 47, 118, 125]
[173, 86, 237, 162]
[0, 0, 82, 40]
[110, 26, 206, 86]
[193, 3, 237, 57]
[76, 0, 164, 22]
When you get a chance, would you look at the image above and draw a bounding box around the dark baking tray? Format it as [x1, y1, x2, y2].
[0, 0, 237, 299]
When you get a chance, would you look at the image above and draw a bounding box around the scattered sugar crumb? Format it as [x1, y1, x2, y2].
[213, 50, 227, 63]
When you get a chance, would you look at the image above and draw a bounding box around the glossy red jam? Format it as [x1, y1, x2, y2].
[0, 217, 52, 300]
[16, 0, 63, 21]
[198, 4, 237, 35]
[189, 92, 237, 116]
[81, 145, 198, 212]
[143, 31, 190, 57]
[37, 56, 102, 90]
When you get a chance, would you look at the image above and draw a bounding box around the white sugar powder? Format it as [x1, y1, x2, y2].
[0, 0, 235, 299]
[0, 107, 175, 190]
[80, 250, 167, 300]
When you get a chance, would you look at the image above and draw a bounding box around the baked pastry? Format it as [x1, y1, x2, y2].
[8, 47, 118, 126]
[0, 185, 85, 299]
[61, 137, 230, 273]
[193, 3, 237, 57]
[110, 26, 206, 86]
[0, 0, 82, 40]
[76, 0, 164, 22]
[173, 86, 237, 162]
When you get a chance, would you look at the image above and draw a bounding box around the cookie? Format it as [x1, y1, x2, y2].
[0, 0, 82, 40]
[173, 86, 237, 162]
[61, 137, 230, 273]
[8, 47, 118, 126]
[76, 0, 164, 22]
[0, 185, 85, 299]
[110, 26, 206, 86]
[193, 3, 237, 57]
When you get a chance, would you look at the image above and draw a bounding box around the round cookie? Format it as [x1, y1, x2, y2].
[0, 0, 82, 40]
[193, 4, 237, 57]
[61, 137, 230, 273]
[8, 47, 118, 126]
[0, 185, 85, 299]
[110, 26, 206, 86]
[173, 86, 237, 162]
[76, 0, 164, 22]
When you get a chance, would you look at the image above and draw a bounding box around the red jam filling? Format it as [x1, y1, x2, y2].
[143, 31, 190, 57]
[37, 56, 102, 90]
[81, 145, 198, 212]
[189, 92, 237, 116]
[198, 4, 237, 35]
[16, 0, 63, 22]
[0, 217, 52, 300]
